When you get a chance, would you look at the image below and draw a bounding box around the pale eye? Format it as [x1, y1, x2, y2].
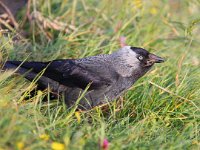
[138, 56, 143, 60]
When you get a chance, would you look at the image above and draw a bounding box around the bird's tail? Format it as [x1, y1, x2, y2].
[3, 61, 48, 72]
[3, 61, 39, 77]
[2, 61, 43, 83]
[3, 61, 23, 71]
[2, 61, 57, 90]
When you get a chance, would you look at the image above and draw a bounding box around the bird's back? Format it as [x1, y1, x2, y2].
[3, 55, 121, 110]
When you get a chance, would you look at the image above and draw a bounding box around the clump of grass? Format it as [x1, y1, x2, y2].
[0, 0, 200, 149]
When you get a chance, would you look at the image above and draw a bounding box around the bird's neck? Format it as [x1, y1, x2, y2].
[109, 52, 137, 77]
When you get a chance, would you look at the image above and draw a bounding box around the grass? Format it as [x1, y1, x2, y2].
[0, 0, 200, 149]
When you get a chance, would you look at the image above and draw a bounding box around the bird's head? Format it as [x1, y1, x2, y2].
[118, 46, 164, 67]
[112, 46, 165, 77]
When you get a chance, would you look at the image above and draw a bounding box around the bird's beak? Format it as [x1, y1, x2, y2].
[148, 53, 165, 63]
[145, 53, 165, 67]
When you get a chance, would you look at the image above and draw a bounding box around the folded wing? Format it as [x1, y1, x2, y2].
[3, 59, 112, 91]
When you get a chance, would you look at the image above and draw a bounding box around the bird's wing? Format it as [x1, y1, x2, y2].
[4, 59, 112, 90]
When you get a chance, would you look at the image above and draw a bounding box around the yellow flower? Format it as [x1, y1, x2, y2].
[17, 142, 24, 150]
[150, 7, 158, 15]
[192, 140, 199, 145]
[75, 112, 81, 123]
[39, 134, 49, 141]
[51, 142, 65, 150]
[133, 0, 143, 9]
[37, 90, 43, 96]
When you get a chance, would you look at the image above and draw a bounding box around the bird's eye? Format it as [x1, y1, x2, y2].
[138, 56, 143, 60]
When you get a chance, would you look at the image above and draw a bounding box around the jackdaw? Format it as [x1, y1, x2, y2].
[3, 46, 164, 110]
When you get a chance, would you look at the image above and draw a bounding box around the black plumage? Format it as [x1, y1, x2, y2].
[2, 46, 164, 110]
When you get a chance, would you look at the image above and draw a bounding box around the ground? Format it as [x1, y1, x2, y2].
[0, 0, 200, 149]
